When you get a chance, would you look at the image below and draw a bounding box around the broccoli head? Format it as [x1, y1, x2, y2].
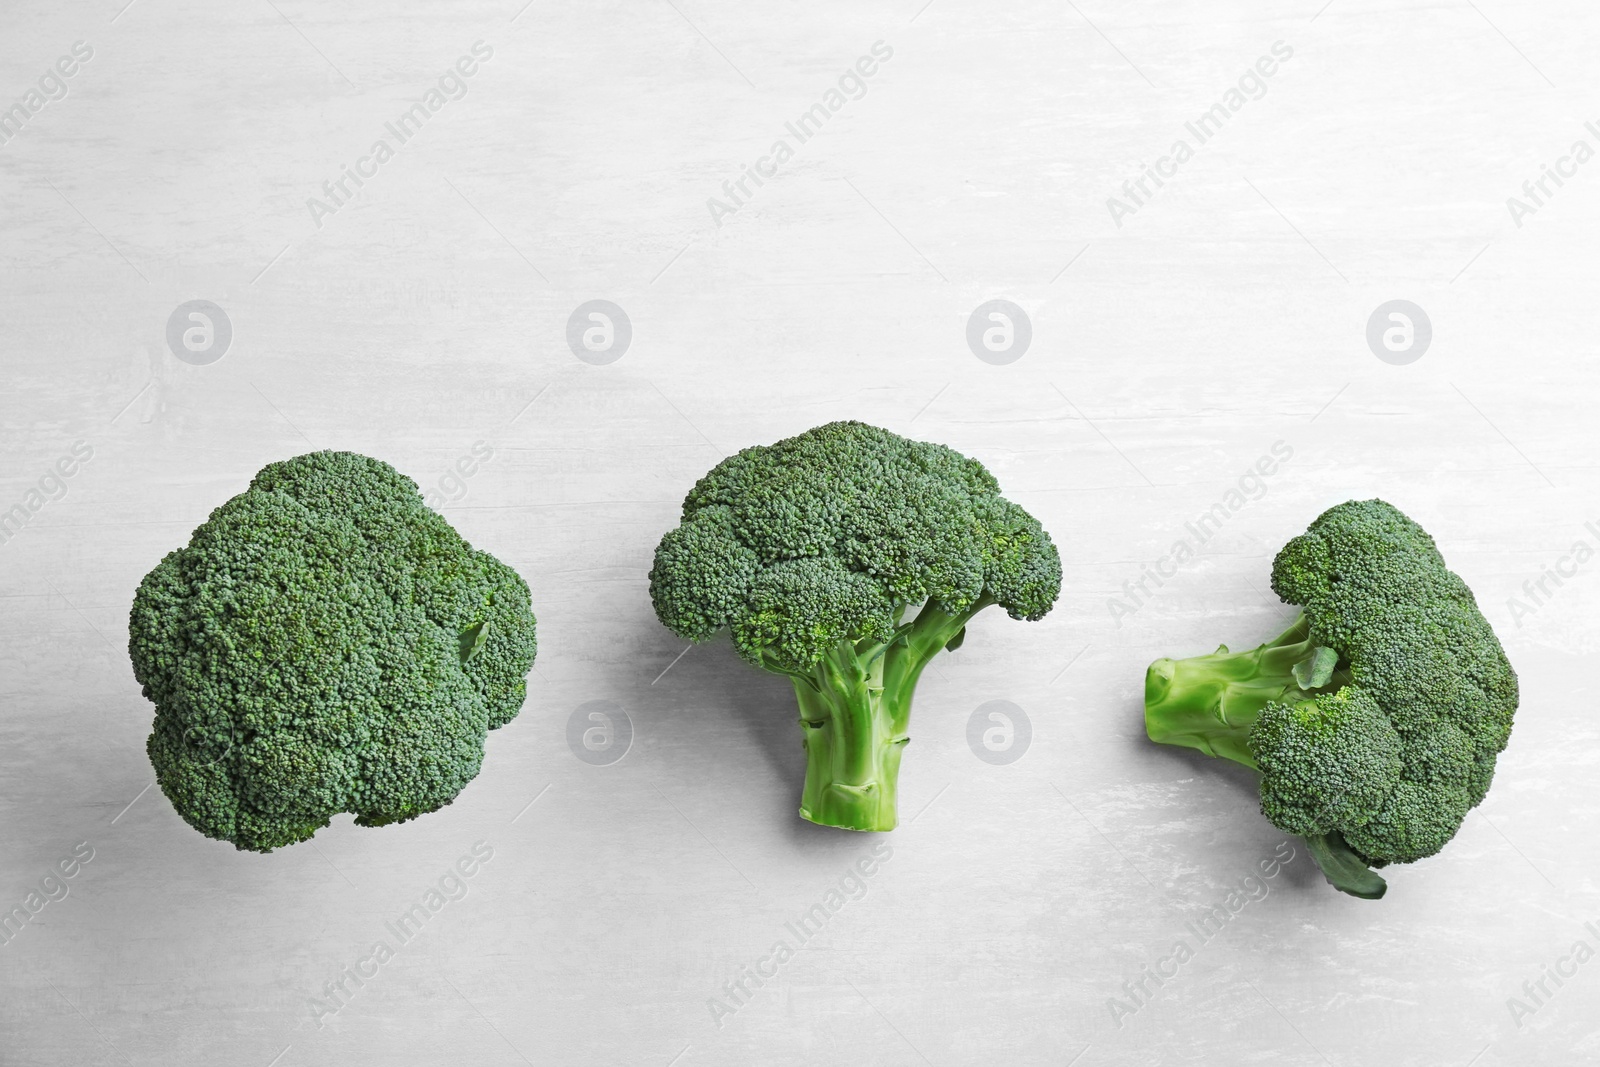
[649, 421, 1061, 831]
[1143, 499, 1517, 898]
[128, 451, 537, 852]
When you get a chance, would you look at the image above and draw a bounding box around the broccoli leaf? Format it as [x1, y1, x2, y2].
[459, 618, 490, 664]
[1292, 646, 1339, 689]
[1305, 831, 1387, 899]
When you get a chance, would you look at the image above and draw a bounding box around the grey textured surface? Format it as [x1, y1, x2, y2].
[2, 1, 1597, 1065]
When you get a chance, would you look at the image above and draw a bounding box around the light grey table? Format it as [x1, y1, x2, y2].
[1, 1, 1595, 1064]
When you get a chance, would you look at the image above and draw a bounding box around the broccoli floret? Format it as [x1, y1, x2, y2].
[1143, 499, 1518, 898]
[1253, 688, 1402, 838]
[649, 421, 1061, 831]
[128, 451, 537, 852]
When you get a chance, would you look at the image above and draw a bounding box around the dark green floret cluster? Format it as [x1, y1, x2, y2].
[650, 421, 1061, 831]
[128, 451, 537, 853]
[1143, 499, 1517, 898]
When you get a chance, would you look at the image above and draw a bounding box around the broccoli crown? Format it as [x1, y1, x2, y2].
[1253, 688, 1402, 837]
[1253, 498, 1517, 864]
[648, 421, 1061, 673]
[128, 451, 537, 853]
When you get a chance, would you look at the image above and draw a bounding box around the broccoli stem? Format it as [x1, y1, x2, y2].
[1143, 613, 1338, 769]
[1145, 615, 1387, 899]
[793, 597, 991, 831]
[793, 654, 903, 832]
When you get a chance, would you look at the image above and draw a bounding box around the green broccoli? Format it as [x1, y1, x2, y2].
[649, 421, 1061, 832]
[128, 451, 537, 852]
[1143, 499, 1518, 898]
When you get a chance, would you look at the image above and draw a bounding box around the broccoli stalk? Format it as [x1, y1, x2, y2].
[792, 645, 901, 832]
[1143, 614, 1345, 769]
[791, 599, 986, 831]
[1144, 613, 1383, 898]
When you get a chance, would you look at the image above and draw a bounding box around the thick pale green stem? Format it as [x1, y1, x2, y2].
[880, 596, 990, 725]
[795, 646, 903, 831]
[1143, 614, 1332, 768]
[793, 596, 994, 831]
[1143, 614, 1384, 900]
